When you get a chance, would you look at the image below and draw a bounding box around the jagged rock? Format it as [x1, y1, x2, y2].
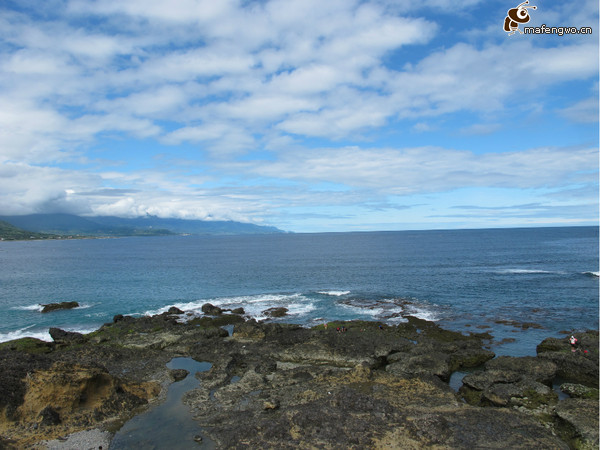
[536, 331, 599, 387]
[263, 307, 288, 318]
[554, 398, 599, 449]
[231, 308, 245, 315]
[460, 367, 558, 408]
[49, 328, 86, 345]
[537, 351, 599, 388]
[484, 356, 557, 385]
[201, 303, 222, 316]
[170, 369, 189, 382]
[40, 301, 79, 313]
[167, 306, 184, 315]
[113, 314, 134, 323]
[0, 313, 591, 448]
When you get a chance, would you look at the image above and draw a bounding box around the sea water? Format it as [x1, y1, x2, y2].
[111, 357, 214, 449]
[0, 226, 597, 356]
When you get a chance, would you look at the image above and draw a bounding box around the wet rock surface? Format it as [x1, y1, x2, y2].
[0, 312, 596, 449]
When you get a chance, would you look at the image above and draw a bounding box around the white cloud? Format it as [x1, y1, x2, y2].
[387, 41, 599, 118]
[235, 145, 598, 193]
[0, 0, 596, 230]
[558, 97, 599, 124]
[0, 163, 101, 215]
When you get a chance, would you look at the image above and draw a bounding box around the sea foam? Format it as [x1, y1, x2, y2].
[317, 290, 351, 296]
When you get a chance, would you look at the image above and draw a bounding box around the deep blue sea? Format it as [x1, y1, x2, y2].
[0, 227, 597, 356]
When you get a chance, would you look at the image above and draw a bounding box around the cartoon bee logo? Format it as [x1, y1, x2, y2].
[504, 1, 537, 35]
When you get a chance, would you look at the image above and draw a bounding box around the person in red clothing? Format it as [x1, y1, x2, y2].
[569, 335, 578, 352]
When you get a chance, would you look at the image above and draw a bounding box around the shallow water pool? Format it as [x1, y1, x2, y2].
[111, 357, 214, 449]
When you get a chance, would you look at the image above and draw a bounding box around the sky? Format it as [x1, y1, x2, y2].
[0, 0, 598, 233]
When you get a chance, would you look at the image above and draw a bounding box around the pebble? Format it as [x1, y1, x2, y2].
[43, 429, 112, 450]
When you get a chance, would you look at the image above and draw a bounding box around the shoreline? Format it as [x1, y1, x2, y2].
[0, 309, 598, 448]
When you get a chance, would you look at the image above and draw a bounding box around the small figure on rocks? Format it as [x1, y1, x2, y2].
[569, 335, 578, 352]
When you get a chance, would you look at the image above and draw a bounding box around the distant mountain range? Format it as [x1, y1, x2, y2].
[0, 214, 284, 238]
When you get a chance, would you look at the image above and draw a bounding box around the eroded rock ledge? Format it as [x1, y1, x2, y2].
[0, 311, 597, 449]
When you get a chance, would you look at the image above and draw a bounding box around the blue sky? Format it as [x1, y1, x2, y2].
[0, 0, 597, 232]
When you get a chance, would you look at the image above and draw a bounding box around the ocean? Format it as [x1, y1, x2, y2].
[0, 226, 597, 357]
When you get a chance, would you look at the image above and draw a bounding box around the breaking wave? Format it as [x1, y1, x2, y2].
[317, 291, 351, 296]
[0, 324, 99, 343]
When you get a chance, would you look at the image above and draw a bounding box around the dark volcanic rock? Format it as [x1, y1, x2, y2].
[201, 303, 222, 316]
[49, 328, 86, 345]
[536, 331, 599, 387]
[460, 359, 558, 408]
[40, 301, 79, 313]
[170, 369, 189, 382]
[167, 306, 184, 315]
[462, 369, 522, 391]
[233, 321, 266, 340]
[554, 398, 599, 449]
[0, 313, 592, 449]
[484, 355, 557, 385]
[560, 383, 599, 399]
[39, 406, 61, 426]
[263, 307, 288, 318]
[386, 352, 452, 381]
[482, 379, 556, 407]
[112, 314, 134, 323]
[0, 349, 53, 421]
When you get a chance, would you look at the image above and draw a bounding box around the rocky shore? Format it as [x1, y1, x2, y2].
[0, 308, 597, 449]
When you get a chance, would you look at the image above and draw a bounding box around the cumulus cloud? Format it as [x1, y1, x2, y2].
[0, 163, 101, 215]
[0, 0, 597, 229]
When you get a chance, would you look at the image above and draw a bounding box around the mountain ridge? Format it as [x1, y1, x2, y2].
[0, 220, 61, 240]
[0, 213, 284, 237]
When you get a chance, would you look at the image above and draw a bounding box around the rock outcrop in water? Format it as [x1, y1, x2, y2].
[40, 301, 79, 313]
[0, 312, 597, 449]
